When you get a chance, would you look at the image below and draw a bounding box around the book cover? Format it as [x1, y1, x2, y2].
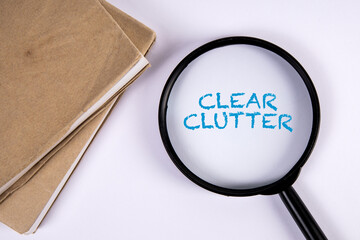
[0, 0, 148, 195]
[0, 1, 155, 234]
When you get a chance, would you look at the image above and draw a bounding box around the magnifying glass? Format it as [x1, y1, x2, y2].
[159, 37, 326, 239]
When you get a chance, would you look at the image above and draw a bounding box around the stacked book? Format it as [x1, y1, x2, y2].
[0, 0, 155, 234]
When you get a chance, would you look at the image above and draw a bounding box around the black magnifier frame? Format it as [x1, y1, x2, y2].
[159, 36, 326, 239]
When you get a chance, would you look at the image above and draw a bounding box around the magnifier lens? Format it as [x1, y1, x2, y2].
[166, 44, 313, 189]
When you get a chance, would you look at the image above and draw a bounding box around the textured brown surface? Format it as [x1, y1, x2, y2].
[0, 0, 144, 192]
[0, 1, 155, 234]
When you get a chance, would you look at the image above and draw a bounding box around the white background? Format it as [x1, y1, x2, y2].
[1, 0, 360, 239]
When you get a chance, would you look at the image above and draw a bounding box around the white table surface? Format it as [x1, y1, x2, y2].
[1, 0, 360, 239]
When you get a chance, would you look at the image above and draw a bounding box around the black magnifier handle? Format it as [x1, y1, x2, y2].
[279, 186, 327, 240]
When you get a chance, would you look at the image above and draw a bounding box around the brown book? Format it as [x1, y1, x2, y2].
[0, 1, 155, 234]
[0, 0, 148, 195]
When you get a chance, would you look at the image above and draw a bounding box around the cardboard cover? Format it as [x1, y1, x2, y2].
[0, 0, 148, 195]
[0, 0, 155, 204]
[0, 1, 155, 234]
